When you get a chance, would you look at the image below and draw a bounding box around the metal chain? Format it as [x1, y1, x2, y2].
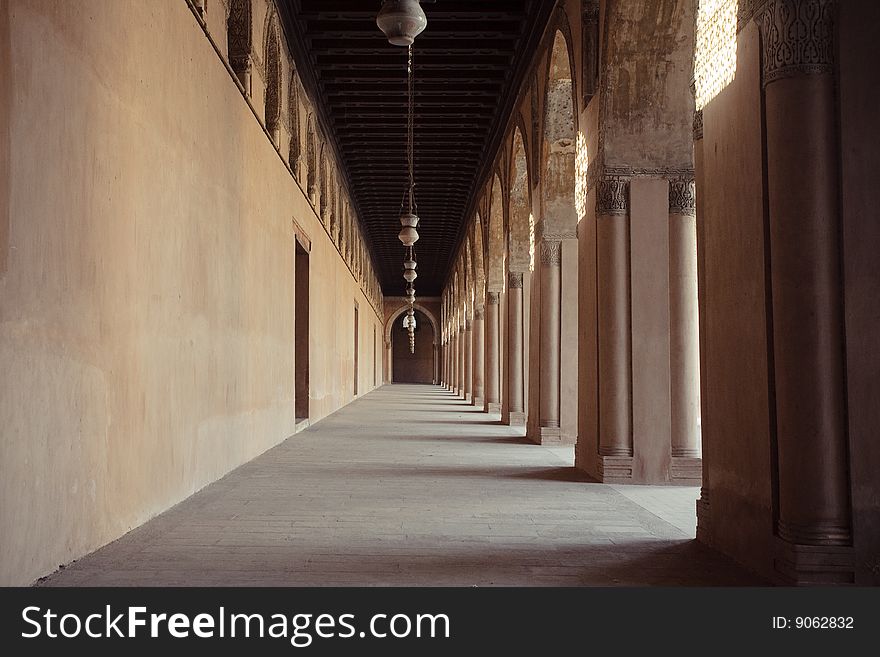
[407, 44, 415, 215]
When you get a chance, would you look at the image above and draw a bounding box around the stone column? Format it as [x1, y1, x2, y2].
[507, 271, 526, 425]
[458, 325, 466, 398]
[538, 241, 561, 436]
[433, 343, 440, 385]
[464, 319, 473, 402]
[451, 331, 458, 393]
[596, 177, 633, 458]
[485, 292, 501, 412]
[760, 0, 851, 583]
[473, 307, 485, 405]
[385, 340, 393, 384]
[669, 178, 702, 460]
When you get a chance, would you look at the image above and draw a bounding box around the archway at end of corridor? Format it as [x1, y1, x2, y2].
[392, 310, 434, 384]
[384, 304, 440, 385]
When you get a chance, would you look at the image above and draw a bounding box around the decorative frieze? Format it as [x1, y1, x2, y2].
[669, 178, 697, 216]
[508, 272, 524, 289]
[760, 0, 834, 87]
[596, 177, 629, 216]
[540, 240, 562, 267]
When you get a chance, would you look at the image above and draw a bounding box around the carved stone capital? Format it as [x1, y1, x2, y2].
[508, 271, 524, 289]
[540, 240, 562, 267]
[487, 291, 501, 306]
[669, 177, 697, 216]
[474, 307, 485, 321]
[693, 109, 704, 141]
[760, 0, 834, 87]
[596, 177, 630, 216]
[465, 319, 472, 331]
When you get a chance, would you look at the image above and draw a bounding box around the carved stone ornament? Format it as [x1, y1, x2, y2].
[540, 240, 562, 267]
[596, 177, 629, 216]
[693, 109, 704, 141]
[474, 307, 485, 320]
[487, 291, 501, 305]
[669, 178, 697, 216]
[760, 0, 834, 87]
[508, 272, 524, 289]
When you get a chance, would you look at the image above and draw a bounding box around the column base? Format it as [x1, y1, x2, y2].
[594, 455, 634, 482]
[473, 396, 484, 408]
[773, 538, 855, 585]
[504, 411, 526, 427]
[527, 426, 576, 446]
[671, 456, 702, 485]
[485, 402, 502, 414]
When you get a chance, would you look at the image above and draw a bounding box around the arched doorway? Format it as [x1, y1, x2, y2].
[392, 310, 434, 384]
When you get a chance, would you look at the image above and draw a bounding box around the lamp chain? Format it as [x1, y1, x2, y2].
[407, 44, 415, 215]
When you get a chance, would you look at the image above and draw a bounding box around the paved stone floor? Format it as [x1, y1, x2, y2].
[41, 385, 762, 586]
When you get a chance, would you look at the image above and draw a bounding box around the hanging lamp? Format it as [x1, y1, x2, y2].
[397, 44, 420, 248]
[376, 0, 427, 47]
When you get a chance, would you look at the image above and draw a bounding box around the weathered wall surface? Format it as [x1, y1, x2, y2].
[0, 0, 382, 586]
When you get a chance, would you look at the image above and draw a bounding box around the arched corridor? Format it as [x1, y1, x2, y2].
[39, 385, 757, 587]
[1, 0, 878, 594]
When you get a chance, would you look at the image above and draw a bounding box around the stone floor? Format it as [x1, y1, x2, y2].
[40, 384, 762, 586]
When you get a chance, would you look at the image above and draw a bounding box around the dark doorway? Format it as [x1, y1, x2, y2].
[393, 310, 434, 384]
[294, 240, 310, 421]
[353, 304, 359, 396]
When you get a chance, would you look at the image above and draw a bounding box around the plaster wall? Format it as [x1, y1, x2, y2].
[0, 0, 382, 586]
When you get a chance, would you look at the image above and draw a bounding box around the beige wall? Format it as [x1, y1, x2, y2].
[0, 0, 383, 586]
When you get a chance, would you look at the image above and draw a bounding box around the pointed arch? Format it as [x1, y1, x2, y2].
[227, 0, 252, 89]
[288, 70, 301, 171]
[264, 12, 281, 142]
[541, 29, 577, 232]
[319, 145, 329, 222]
[509, 126, 532, 271]
[306, 116, 317, 202]
[487, 173, 506, 290]
[472, 214, 486, 309]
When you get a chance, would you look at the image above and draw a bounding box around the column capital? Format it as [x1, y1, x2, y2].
[669, 177, 696, 216]
[540, 240, 562, 267]
[465, 319, 472, 331]
[487, 291, 501, 305]
[596, 176, 630, 216]
[474, 306, 485, 320]
[508, 271, 524, 289]
[760, 0, 834, 87]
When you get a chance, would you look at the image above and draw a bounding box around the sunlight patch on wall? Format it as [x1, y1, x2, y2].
[694, 0, 738, 110]
[575, 131, 589, 219]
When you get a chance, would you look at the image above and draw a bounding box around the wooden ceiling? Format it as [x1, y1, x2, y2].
[279, 0, 555, 296]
